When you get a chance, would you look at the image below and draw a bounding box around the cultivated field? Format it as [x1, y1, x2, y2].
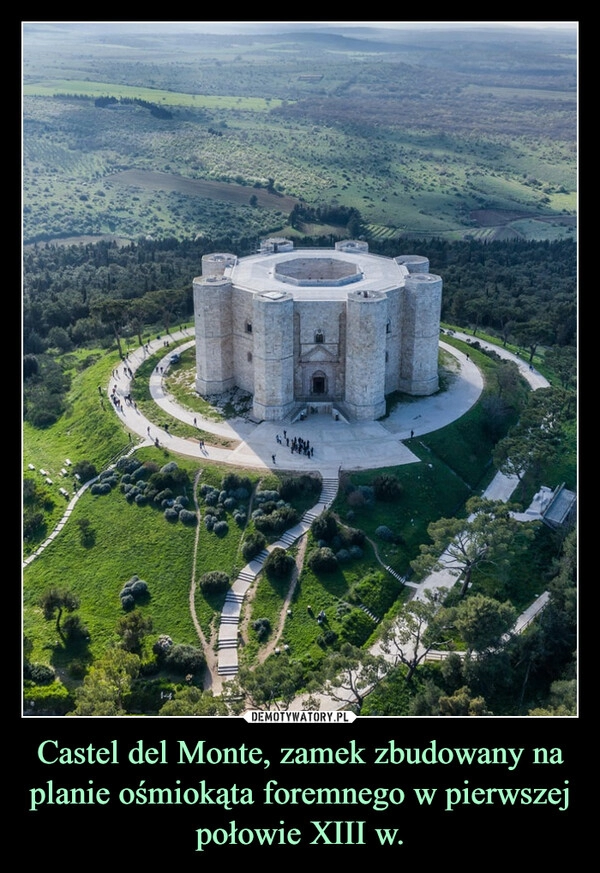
[22, 24, 577, 245]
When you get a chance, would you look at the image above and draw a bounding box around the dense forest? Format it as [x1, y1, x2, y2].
[23, 234, 577, 352]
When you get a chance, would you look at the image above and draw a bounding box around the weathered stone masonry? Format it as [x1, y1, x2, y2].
[193, 238, 442, 422]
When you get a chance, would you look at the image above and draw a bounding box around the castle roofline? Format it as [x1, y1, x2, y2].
[226, 246, 409, 300]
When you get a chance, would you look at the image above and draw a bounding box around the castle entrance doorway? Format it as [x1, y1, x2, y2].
[312, 372, 326, 395]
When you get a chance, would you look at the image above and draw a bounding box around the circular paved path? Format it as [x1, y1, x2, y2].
[110, 329, 515, 476]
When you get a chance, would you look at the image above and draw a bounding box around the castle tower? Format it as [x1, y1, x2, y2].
[398, 273, 442, 396]
[345, 288, 387, 420]
[395, 254, 430, 274]
[201, 252, 237, 279]
[251, 290, 295, 421]
[193, 274, 234, 395]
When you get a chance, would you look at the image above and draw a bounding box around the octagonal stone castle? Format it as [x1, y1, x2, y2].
[193, 238, 442, 422]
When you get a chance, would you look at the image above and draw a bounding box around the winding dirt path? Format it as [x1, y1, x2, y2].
[256, 533, 309, 664]
[188, 469, 222, 693]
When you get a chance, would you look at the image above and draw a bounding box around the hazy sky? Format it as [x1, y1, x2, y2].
[23, 20, 578, 31]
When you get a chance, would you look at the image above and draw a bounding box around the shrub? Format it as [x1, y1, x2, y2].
[254, 505, 298, 534]
[375, 525, 396, 542]
[160, 461, 179, 475]
[255, 489, 280, 504]
[73, 460, 97, 483]
[164, 643, 205, 676]
[23, 511, 45, 540]
[311, 511, 338, 543]
[264, 547, 295, 580]
[120, 576, 149, 609]
[153, 634, 174, 656]
[242, 531, 267, 561]
[317, 629, 338, 649]
[233, 510, 247, 526]
[340, 608, 376, 646]
[120, 593, 135, 611]
[213, 520, 229, 537]
[164, 507, 179, 521]
[221, 472, 250, 493]
[23, 682, 73, 715]
[199, 570, 230, 594]
[353, 571, 401, 617]
[279, 473, 321, 502]
[373, 473, 403, 502]
[28, 664, 56, 685]
[179, 509, 198, 525]
[252, 617, 271, 640]
[307, 547, 338, 574]
[90, 482, 111, 495]
[116, 456, 142, 475]
[339, 525, 366, 547]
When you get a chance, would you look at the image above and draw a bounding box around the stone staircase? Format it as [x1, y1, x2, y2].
[216, 474, 339, 677]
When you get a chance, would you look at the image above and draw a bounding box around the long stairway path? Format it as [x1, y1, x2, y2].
[217, 476, 340, 677]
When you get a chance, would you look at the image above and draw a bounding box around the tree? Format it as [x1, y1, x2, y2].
[544, 345, 577, 390]
[145, 288, 188, 336]
[115, 609, 153, 653]
[263, 547, 294, 581]
[199, 570, 230, 594]
[513, 319, 555, 363]
[438, 686, 492, 716]
[163, 643, 206, 677]
[235, 655, 305, 711]
[70, 649, 140, 716]
[411, 497, 535, 597]
[379, 588, 454, 682]
[317, 643, 390, 712]
[311, 511, 338, 542]
[158, 686, 230, 716]
[454, 593, 517, 655]
[38, 588, 80, 642]
[493, 386, 573, 482]
[127, 296, 160, 347]
[92, 298, 128, 358]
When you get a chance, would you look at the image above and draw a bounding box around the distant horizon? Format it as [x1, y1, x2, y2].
[22, 20, 578, 33]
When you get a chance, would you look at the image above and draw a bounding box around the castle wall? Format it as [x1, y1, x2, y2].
[293, 299, 345, 400]
[231, 287, 255, 394]
[384, 285, 402, 394]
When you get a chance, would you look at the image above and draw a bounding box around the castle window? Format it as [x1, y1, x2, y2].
[386, 320, 391, 334]
[385, 351, 389, 362]
[247, 352, 253, 362]
[246, 321, 252, 333]
[315, 330, 324, 344]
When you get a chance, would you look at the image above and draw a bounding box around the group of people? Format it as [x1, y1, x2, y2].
[272, 429, 315, 464]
